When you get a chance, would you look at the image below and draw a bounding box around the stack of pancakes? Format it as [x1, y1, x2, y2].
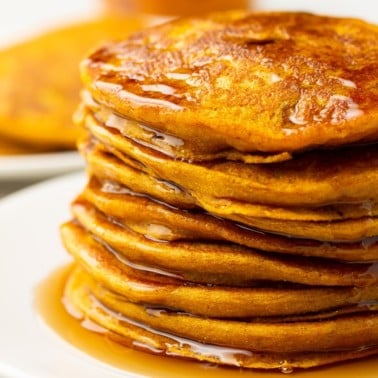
[61, 11, 378, 371]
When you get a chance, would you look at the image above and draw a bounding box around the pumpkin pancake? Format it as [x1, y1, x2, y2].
[81, 11, 378, 154]
[79, 151, 378, 226]
[82, 176, 378, 262]
[0, 16, 145, 151]
[64, 267, 378, 370]
[85, 287, 378, 354]
[82, 113, 378, 208]
[62, 219, 378, 289]
[87, 268, 378, 323]
[61, 233, 378, 318]
[0, 135, 52, 155]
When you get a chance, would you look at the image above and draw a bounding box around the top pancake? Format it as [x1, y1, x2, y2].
[81, 11, 378, 153]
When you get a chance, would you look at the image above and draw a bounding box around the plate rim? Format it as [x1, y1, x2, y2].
[0, 150, 84, 181]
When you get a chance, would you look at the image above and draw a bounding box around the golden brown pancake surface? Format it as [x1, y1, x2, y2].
[82, 11, 378, 154]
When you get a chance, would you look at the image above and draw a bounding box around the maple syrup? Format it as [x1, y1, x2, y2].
[35, 264, 378, 378]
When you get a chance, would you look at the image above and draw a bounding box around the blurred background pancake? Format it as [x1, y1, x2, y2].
[0, 135, 53, 155]
[0, 16, 145, 154]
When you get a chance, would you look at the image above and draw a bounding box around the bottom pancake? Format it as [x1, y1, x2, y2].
[65, 266, 378, 371]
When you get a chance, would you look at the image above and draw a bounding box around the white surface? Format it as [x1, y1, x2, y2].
[0, 172, 140, 378]
[0, 151, 84, 181]
[0, 0, 100, 48]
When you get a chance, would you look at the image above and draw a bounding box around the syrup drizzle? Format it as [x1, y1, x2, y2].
[87, 292, 254, 368]
[101, 238, 184, 280]
[96, 81, 183, 110]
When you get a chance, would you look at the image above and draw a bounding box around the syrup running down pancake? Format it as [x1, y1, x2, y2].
[60, 11, 378, 372]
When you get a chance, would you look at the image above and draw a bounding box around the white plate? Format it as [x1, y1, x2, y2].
[0, 151, 84, 181]
[0, 172, 134, 378]
[0, 172, 377, 378]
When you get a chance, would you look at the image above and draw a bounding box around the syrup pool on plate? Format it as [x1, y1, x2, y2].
[35, 264, 378, 378]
